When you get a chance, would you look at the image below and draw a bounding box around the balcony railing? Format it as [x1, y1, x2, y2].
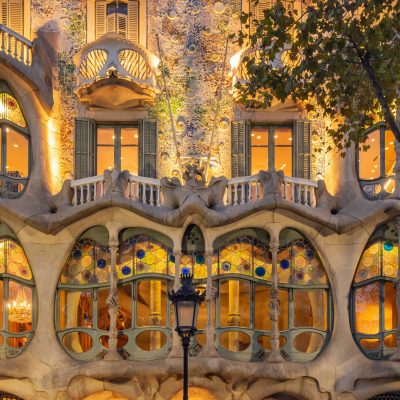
[70, 173, 318, 208]
[0, 25, 32, 66]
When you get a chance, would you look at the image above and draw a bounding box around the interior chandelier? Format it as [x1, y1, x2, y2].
[7, 286, 32, 324]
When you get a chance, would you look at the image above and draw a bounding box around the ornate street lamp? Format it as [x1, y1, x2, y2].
[169, 272, 205, 400]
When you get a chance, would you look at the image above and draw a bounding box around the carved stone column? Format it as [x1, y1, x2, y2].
[268, 238, 283, 362]
[104, 237, 122, 360]
[390, 216, 400, 360]
[201, 251, 218, 357]
[169, 251, 183, 358]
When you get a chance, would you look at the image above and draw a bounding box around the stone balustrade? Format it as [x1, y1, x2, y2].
[0, 24, 32, 66]
[70, 172, 318, 208]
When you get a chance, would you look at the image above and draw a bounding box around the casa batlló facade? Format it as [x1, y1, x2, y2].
[0, 0, 397, 399]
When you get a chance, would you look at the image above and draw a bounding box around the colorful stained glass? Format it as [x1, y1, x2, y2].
[2, 239, 32, 280]
[116, 234, 173, 278]
[61, 239, 110, 284]
[179, 251, 207, 279]
[277, 239, 326, 285]
[0, 92, 26, 128]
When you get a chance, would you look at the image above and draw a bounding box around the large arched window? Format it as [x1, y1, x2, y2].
[0, 81, 30, 198]
[357, 123, 395, 199]
[0, 223, 36, 358]
[351, 221, 398, 360]
[56, 226, 174, 360]
[213, 228, 331, 362]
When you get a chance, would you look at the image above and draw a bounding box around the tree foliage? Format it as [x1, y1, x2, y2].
[236, 0, 400, 150]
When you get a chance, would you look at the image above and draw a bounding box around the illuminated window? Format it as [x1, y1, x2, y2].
[0, 225, 36, 359]
[357, 123, 395, 199]
[95, 0, 139, 42]
[96, 125, 139, 175]
[250, 126, 293, 176]
[351, 221, 399, 360]
[213, 228, 331, 362]
[56, 226, 174, 360]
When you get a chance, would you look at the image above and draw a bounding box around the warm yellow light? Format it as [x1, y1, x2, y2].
[251, 133, 255, 137]
[257, 135, 261, 139]
[229, 49, 245, 72]
[134, 134, 138, 138]
[46, 117, 62, 193]
[289, 138, 292, 141]
[274, 135, 278, 139]
[371, 138, 375, 142]
[13, 144, 18, 148]
[390, 142, 394, 145]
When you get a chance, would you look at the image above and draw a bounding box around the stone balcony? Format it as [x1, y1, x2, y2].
[73, 33, 160, 109]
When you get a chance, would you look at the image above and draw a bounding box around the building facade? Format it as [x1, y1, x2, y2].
[0, 0, 397, 399]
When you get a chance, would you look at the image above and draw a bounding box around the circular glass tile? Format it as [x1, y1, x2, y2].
[97, 259, 106, 269]
[384, 241, 394, 251]
[181, 266, 191, 275]
[255, 266, 266, 277]
[222, 261, 231, 271]
[280, 259, 290, 269]
[136, 249, 145, 259]
[196, 254, 205, 264]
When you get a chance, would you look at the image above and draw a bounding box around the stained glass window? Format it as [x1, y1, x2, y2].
[0, 235, 35, 359]
[57, 227, 174, 361]
[0, 92, 26, 128]
[351, 220, 399, 359]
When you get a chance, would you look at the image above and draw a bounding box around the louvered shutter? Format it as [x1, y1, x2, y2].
[294, 120, 311, 179]
[255, 0, 273, 20]
[95, 0, 107, 39]
[140, 119, 157, 178]
[74, 118, 96, 179]
[127, 0, 139, 43]
[117, 13, 127, 36]
[1, 0, 8, 26]
[8, 0, 22, 35]
[231, 121, 250, 177]
[106, 12, 116, 33]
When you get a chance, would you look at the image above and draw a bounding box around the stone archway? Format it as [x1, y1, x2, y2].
[171, 387, 217, 400]
[82, 391, 128, 400]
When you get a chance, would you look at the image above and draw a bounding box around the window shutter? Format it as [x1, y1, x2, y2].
[140, 119, 157, 178]
[294, 120, 311, 179]
[255, 0, 273, 20]
[106, 12, 116, 34]
[1, 0, 8, 26]
[8, 0, 22, 35]
[95, 0, 107, 39]
[74, 118, 96, 180]
[127, 0, 139, 43]
[117, 13, 127, 37]
[231, 121, 250, 177]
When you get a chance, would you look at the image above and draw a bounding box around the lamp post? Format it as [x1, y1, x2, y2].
[169, 272, 205, 400]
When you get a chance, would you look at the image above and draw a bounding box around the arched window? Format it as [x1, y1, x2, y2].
[213, 228, 331, 362]
[56, 226, 174, 360]
[357, 123, 395, 199]
[351, 221, 398, 360]
[0, 223, 36, 358]
[95, 0, 139, 42]
[0, 81, 30, 198]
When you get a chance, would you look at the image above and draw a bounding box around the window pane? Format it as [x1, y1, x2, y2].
[359, 130, 381, 180]
[279, 289, 289, 330]
[275, 146, 292, 175]
[385, 130, 396, 176]
[251, 127, 268, 175]
[97, 128, 115, 145]
[7, 281, 32, 333]
[58, 290, 93, 330]
[384, 282, 397, 331]
[97, 146, 114, 173]
[294, 290, 327, 330]
[274, 127, 292, 145]
[136, 280, 167, 327]
[6, 128, 28, 178]
[118, 283, 133, 330]
[354, 282, 380, 334]
[121, 127, 138, 145]
[97, 287, 110, 331]
[121, 146, 138, 174]
[254, 285, 270, 331]
[219, 280, 250, 327]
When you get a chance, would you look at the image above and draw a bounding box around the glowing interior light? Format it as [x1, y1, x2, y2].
[13, 144, 18, 148]
[371, 170, 375, 173]
[257, 135, 261, 139]
[251, 133, 255, 137]
[134, 134, 138, 138]
[229, 49, 244, 71]
[386, 147, 389, 150]
[274, 135, 278, 138]
[371, 138, 375, 142]
[289, 138, 292, 141]
[112, 135, 115, 139]
[390, 142, 394, 145]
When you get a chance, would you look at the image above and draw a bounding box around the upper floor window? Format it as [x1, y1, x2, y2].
[0, 0, 23, 35]
[357, 123, 395, 199]
[95, 0, 139, 43]
[351, 220, 398, 360]
[74, 118, 156, 179]
[231, 120, 310, 178]
[0, 81, 29, 198]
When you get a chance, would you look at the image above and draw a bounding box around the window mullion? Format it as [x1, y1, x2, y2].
[115, 126, 121, 171]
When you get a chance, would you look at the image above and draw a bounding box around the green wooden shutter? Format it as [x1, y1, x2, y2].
[74, 118, 96, 179]
[231, 120, 250, 177]
[127, 0, 139, 43]
[140, 119, 157, 178]
[294, 120, 311, 179]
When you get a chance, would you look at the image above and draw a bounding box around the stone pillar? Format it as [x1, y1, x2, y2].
[228, 280, 240, 351]
[149, 279, 162, 351]
[268, 238, 284, 362]
[169, 251, 183, 358]
[390, 216, 400, 360]
[104, 237, 122, 361]
[202, 251, 218, 357]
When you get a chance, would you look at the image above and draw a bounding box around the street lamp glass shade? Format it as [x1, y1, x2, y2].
[175, 299, 199, 333]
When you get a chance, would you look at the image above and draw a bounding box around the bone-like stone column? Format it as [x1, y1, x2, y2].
[268, 237, 284, 362]
[169, 250, 183, 358]
[390, 216, 400, 360]
[201, 250, 218, 357]
[104, 237, 122, 360]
